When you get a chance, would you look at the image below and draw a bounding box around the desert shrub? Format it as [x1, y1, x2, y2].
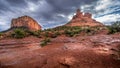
[40, 38, 51, 47]
[64, 30, 75, 37]
[51, 31, 61, 38]
[42, 30, 60, 38]
[107, 21, 120, 34]
[80, 27, 99, 35]
[0, 32, 3, 38]
[0, 32, 2, 36]
[64, 28, 81, 37]
[63, 26, 82, 37]
[44, 31, 49, 37]
[84, 28, 91, 33]
[107, 26, 117, 34]
[28, 30, 41, 37]
[73, 29, 81, 34]
[12, 29, 27, 38]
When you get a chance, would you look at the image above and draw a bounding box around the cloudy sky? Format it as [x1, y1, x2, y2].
[0, 0, 120, 31]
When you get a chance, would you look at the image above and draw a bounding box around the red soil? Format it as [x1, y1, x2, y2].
[0, 34, 120, 68]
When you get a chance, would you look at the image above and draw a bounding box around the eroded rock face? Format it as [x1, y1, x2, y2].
[66, 9, 103, 27]
[84, 13, 92, 18]
[11, 16, 41, 31]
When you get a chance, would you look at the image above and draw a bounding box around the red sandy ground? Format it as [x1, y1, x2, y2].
[0, 34, 120, 68]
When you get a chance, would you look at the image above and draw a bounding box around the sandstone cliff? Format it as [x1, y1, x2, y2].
[66, 9, 103, 27]
[11, 16, 41, 31]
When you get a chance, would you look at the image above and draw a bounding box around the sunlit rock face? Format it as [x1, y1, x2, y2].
[66, 9, 103, 27]
[11, 16, 41, 31]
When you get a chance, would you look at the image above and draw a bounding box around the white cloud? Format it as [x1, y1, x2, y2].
[28, 2, 38, 12]
[95, 0, 112, 11]
[80, 4, 93, 12]
[67, 14, 73, 21]
[57, 14, 66, 18]
[26, 0, 53, 13]
[95, 14, 120, 25]
[80, 0, 120, 25]
[94, 0, 120, 16]
[92, 0, 120, 24]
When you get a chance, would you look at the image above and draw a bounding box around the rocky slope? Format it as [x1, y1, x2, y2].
[0, 34, 120, 68]
[66, 9, 103, 27]
[11, 16, 41, 31]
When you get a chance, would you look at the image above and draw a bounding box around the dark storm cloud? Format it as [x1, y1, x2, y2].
[37, 0, 98, 28]
[0, 0, 97, 31]
[44, 0, 97, 16]
[0, 0, 120, 31]
[5, 0, 26, 5]
[0, 0, 9, 11]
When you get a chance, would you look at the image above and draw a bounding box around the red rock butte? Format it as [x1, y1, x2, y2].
[66, 9, 103, 27]
[11, 16, 41, 31]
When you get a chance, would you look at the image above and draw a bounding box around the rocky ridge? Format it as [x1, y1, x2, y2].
[66, 9, 103, 27]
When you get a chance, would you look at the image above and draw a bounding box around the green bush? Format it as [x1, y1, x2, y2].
[44, 31, 49, 37]
[107, 26, 116, 34]
[51, 31, 61, 38]
[0, 32, 3, 38]
[107, 21, 120, 34]
[0, 32, 2, 36]
[84, 28, 91, 33]
[64, 28, 81, 37]
[64, 30, 75, 37]
[28, 30, 41, 37]
[61, 26, 82, 37]
[40, 38, 51, 47]
[12, 29, 27, 39]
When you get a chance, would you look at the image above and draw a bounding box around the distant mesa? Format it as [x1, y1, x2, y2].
[11, 15, 41, 31]
[66, 9, 103, 27]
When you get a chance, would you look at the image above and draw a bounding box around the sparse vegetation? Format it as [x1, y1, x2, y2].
[42, 26, 104, 37]
[84, 27, 91, 33]
[50, 31, 61, 38]
[107, 21, 120, 34]
[9, 25, 107, 38]
[10, 27, 43, 38]
[64, 30, 75, 37]
[40, 38, 51, 47]
[84, 27, 97, 35]
[64, 26, 82, 37]
[0, 32, 3, 38]
[28, 30, 41, 37]
[44, 31, 49, 37]
[11, 28, 27, 39]
[41, 29, 61, 38]
[0, 32, 2, 36]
